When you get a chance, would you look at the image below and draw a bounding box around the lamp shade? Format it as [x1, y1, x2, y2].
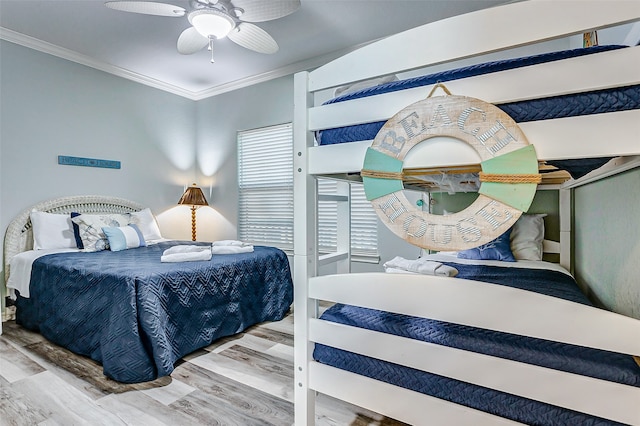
[178, 184, 209, 206]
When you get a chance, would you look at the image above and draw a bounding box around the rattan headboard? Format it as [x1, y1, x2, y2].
[3, 195, 145, 283]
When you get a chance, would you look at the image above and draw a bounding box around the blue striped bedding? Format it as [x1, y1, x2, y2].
[316, 45, 640, 179]
[314, 263, 639, 425]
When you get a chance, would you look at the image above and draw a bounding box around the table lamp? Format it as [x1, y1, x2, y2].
[178, 183, 208, 241]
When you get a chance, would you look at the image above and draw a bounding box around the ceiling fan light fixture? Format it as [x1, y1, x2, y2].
[188, 9, 235, 39]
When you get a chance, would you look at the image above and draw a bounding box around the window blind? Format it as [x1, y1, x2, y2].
[318, 179, 379, 258]
[237, 123, 293, 251]
[238, 123, 378, 258]
[350, 183, 379, 258]
[317, 179, 338, 253]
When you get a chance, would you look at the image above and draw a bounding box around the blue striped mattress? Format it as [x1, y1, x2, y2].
[316, 45, 640, 179]
[314, 263, 639, 425]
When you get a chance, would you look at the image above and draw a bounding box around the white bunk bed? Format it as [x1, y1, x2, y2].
[293, 1, 640, 425]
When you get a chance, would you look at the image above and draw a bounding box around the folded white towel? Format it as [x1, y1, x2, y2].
[383, 256, 458, 277]
[211, 240, 252, 247]
[211, 245, 254, 255]
[161, 245, 212, 262]
[384, 267, 417, 275]
[163, 245, 210, 254]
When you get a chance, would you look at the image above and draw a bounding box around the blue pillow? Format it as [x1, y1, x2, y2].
[71, 212, 84, 249]
[457, 228, 516, 262]
[102, 224, 146, 252]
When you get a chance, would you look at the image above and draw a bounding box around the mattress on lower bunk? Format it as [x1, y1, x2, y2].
[314, 262, 640, 425]
[316, 45, 640, 179]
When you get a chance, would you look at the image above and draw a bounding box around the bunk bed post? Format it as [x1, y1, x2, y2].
[559, 188, 571, 272]
[293, 70, 318, 425]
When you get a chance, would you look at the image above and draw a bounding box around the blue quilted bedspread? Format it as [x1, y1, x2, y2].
[317, 45, 640, 179]
[314, 264, 640, 425]
[16, 241, 293, 383]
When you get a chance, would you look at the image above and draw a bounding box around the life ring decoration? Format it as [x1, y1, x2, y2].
[361, 85, 542, 251]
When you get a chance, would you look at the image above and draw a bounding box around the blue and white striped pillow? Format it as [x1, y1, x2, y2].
[102, 224, 146, 252]
[457, 228, 515, 262]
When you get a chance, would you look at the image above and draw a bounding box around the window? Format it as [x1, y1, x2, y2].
[238, 122, 378, 259]
[238, 123, 293, 251]
[318, 179, 379, 260]
[317, 179, 338, 253]
[349, 183, 379, 258]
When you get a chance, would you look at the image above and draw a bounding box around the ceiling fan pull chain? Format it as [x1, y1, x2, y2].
[208, 35, 215, 63]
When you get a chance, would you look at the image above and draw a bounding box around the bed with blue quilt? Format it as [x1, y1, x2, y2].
[313, 258, 640, 425]
[3, 196, 293, 384]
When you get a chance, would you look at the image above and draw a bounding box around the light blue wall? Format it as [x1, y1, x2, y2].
[192, 75, 294, 242]
[0, 40, 198, 300]
[0, 40, 198, 213]
[574, 168, 640, 319]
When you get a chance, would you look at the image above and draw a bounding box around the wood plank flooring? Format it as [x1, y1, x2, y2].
[0, 311, 407, 425]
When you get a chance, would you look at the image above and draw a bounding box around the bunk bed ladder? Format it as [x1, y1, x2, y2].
[294, 70, 354, 425]
[293, 70, 318, 425]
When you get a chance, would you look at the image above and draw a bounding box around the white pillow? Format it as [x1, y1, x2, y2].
[30, 211, 78, 250]
[333, 74, 399, 97]
[510, 214, 547, 261]
[129, 208, 163, 241]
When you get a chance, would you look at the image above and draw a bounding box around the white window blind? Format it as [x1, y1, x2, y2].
[317, 179, 338, 253]
[237, 123, 293, 251]
[238, 123, 378, 258]
[350, 183, 379, 258]
[318, 179, 379, 259]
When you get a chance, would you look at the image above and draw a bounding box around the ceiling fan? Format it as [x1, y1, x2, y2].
[104, 0, 301, 62]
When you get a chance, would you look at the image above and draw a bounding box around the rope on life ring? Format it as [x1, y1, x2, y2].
[361, 84, 541, 251]
[479, 173, 542, 184]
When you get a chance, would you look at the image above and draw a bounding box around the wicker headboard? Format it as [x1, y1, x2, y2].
[3, 195, 145, 283]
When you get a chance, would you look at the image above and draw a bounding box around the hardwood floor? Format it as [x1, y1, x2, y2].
[0, 311, 406, 425]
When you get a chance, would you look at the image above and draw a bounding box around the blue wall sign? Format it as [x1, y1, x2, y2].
[58, 156, 121, 169]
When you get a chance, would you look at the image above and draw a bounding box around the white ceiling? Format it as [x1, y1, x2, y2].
[0, 0, 512, 99]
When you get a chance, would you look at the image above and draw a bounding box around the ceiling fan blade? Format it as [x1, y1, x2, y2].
[177, 27, 209, 54]
[230, 0, 300, 23]
[228, 22, 278, 54]
[105, 1, 185, 17]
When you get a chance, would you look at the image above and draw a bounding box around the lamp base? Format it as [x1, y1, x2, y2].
[191, 206, 197, 241]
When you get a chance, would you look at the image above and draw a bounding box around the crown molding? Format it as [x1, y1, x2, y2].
[1, 26, 366, 101]
[189, 48, 359, 100]
[0, 27, 197, 99]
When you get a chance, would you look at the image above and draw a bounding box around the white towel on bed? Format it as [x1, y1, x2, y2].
[161, 245, 212, 262]
[383, 256, 458, 277]
[211, 245, 254, 254]
[210, 239, 254, 254]
[211, 239, 252, 247]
